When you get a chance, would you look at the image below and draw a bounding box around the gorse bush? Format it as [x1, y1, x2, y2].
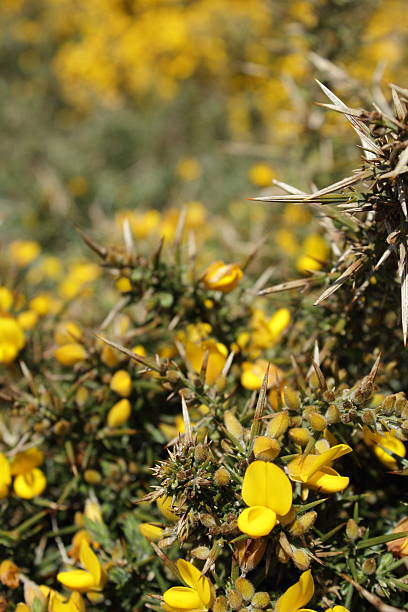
[0, 82, 407, 611]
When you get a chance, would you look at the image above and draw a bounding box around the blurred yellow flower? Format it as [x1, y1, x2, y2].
[9, 240, 40, 266]
[0, 316, 25, 364]
[202, 261, 243, 293]
[0, 559, 20, 588]
[297, 234, 329, 274]
[54, 321, 82, 345]
[241, 360, 284, 390]
[139, 523, 164, 540]
[248, 163, 275, 187]
[110, 369, 132, 397]
[107, 398, 131, 428]
[54, 343, 87, 366]
[184, 338, 228, 385]
[176, 157, 201, 182]
[363, 427, 406, 469]
[0, 287, 13, 311]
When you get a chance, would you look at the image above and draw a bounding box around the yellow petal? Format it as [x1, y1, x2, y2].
[13, 469, 46, 499]
[139, 523, 163, 540]
[241, 461, 292, 515]
[163, 586, 202, 610]
[288, 444, 352, 482]
[10, 448, 44, 475]
[176, 559, 202, 590]
[0, 453, 11, 488]
[325, 607, 350, 612]
[237, 506, 277, 538]
[57, 569, 95, 592]
[276, 570, 314, 612]
[306, 467, 349, 493]
[79, 540, 101, 585]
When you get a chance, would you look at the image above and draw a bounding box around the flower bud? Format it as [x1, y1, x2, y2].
[362, 558, 377, 575]
[227, 590, 243, 610]
[213, 596, 228, 612]
[292, 548, 310, 571]
[224, 410, 243, 440]
[267, 411, 289, 438]
[307, 412, 327, 432]
[251, 592, 270, 608]
[0, 560, 19, 588]
[325, 404, 340, 424]
[235, 577, 255, 601]
[54, 343, 87, 366]
[191, 546, 211, 560]
[289, 511, 317, 536]
[346, 518, 359, 541]
[110, 370, 132, 397]
[283, 386, 301, 411]
[107, 399, 131, 427]
[84, 470, 102, 484]
[253, 436, 280, 460]
[214, 466, 230, 486]
[194, 444, 209, 462]
[288, 427, 311, 446]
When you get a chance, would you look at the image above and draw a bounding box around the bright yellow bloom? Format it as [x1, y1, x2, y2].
[387, 516, 408, 557]
[9, 240, 40, 266]
[0, 452, 11, 498]
[363, 427, 406, 469]
[162, 559, 214, 612]
[139, 523, 164, 540]
[0, 316, 25, 364]
[54, 343, 87, 366]
[288, 444, 352, 493]
[276, 569, 315, 612]
[107, 399, 131, 428]
[10, 448, 47, 499]
[17, 310, 38, 330]
[57, 540, 106, 594]
[54, 321, 82, 345]
[202, 261, 243, 293]
[248, 163, 275, 187]
[238, 461, 292, 538]
[29, 293, 56, 316]
[250, 308, 291, 349]
[0, 287, 13, 311]
[296, 234, 329, 274]
[40, 585, 86, 611]
[116, 277, 132, 293]
[0, 559, 19, 588]
[110, 369, 132, 397]
[184, 339, 228, 385]
[157, 496, 178, 522]
[241, 360, 284, 391]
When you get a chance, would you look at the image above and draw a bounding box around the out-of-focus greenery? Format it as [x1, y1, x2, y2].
[0, 0, 407, 248]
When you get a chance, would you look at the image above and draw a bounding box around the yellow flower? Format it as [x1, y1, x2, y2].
[9, 240, 40, 266]
[176, 157, 201, 182]
[29, 293, 56, 316]
[54, 343, 87, 366]
[116, 277, 132, 293]
[296, 234, 329, 274]
[276, 570, 315, 612]
[139, 523, 164, 540]
[57, 540, 106, 594]
[184, 339, 228, 386]
[10, 448, 47, 499]
[0, 452, 11, 498]
[241, 360, 284, 391]
[287, 444, 352, 493]
[0, 316, 25, 364]
[40, 586, 86, 611]
[0, 559, 20, 588]
[17, 310, 38, 330]
[363, 427, 406, 469]
[250, 308, 291, 349]
[157, 496, 178, 522]
[237, 461, 292, 538]
[54, 321, 82, 345]
[110, 369, 132, 397]
[0, 287, 13, 311]
[248, 163, 275, 187]
[202, 261, 243, 293]
[387, 516, 408, 557]
[162, 559, 214, 612]
[107, 399, 131, 428]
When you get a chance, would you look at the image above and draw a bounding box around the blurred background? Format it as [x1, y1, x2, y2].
[0, 0, 407, 253]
